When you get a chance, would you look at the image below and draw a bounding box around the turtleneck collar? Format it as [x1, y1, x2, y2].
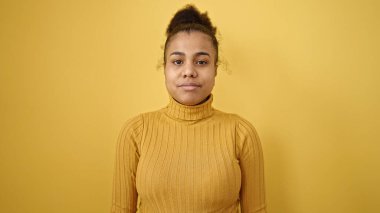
[165, 94, 214, 121]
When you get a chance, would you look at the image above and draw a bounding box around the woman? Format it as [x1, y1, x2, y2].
[111, 5, 266, 213]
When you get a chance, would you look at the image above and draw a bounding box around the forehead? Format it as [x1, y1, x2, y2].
[166, 31, 215, 55]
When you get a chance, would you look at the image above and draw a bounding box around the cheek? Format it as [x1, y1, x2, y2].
[206, 69, 216, 81]
[204, 75, 216, 88]
[164, 69, 176, 85]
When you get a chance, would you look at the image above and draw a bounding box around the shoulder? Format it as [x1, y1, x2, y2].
[123, 108, 164, 124]
[224, 113, 262, 160]
[234, 114, 258, 135]
[139, 108, 166, 120]
[119, 113, 144, 139]
[213, 109, 258, 131]
[233, 114, 259, 141]
[120, 108, 166, 131]
[213, 110, 261, 158]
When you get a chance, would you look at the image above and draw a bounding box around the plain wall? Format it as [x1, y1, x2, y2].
[1, 0, 379, 212]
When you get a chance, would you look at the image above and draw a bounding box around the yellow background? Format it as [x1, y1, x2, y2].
[1, 0, 379, 212]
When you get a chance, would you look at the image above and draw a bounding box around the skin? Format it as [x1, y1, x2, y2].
[164, 31, 217, 106]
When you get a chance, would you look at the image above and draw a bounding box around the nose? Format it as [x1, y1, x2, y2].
[183, 62, 198, 78]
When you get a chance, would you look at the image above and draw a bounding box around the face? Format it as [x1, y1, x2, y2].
[164, 31, 217, 106]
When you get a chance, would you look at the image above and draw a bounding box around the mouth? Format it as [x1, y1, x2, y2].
[178, 83, 201, 91]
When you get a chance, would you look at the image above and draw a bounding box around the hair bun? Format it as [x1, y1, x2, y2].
[166, 4, 216, 36]
[164, 4, 219, 65]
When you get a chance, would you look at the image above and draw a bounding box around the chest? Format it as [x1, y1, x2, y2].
[135, 120, 241, 210]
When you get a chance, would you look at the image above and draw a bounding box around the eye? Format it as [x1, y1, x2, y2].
[172, 60, 183, 65]
[196, 60, 208, 65]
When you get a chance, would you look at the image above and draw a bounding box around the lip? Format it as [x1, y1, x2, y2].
[178, 82, 201, 87]
[177, 82, 201, 91]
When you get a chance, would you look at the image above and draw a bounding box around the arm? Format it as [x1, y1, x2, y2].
[236, 117, 266, 213]
[111, 115, 143, 213]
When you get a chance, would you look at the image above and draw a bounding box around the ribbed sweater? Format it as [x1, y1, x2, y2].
[111, 95, 266, 213]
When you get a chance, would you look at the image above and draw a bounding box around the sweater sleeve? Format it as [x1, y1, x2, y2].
[236, 117, 267, 213]
[111, 115, 143, 213]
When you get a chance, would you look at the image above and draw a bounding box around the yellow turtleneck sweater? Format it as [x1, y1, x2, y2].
[111, 95, 266, 213]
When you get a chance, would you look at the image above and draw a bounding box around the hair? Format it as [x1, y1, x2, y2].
[164, 4, 219, 66]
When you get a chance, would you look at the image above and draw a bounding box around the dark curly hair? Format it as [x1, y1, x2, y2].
[164, 4, 219, 66]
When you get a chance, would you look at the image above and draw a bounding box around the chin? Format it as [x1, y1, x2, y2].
[175, 98, 196, 106]
[175, 94, 207, 106]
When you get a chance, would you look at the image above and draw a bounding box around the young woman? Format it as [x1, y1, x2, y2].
[111, 5, 266, 213]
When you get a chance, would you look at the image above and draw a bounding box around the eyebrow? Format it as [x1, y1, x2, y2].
[169, 51, 210, 57]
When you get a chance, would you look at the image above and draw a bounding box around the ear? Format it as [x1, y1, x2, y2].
[214, 65, 218, 76]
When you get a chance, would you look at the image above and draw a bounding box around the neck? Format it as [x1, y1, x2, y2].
[165, 94, 214, 121]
